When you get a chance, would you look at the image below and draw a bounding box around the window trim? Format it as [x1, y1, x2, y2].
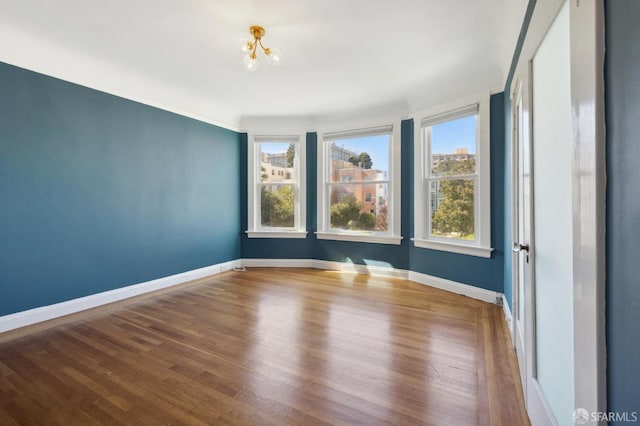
[316, 124, 402, 245]
[246, 134, 307, 238]
[412, 95, 493, 257]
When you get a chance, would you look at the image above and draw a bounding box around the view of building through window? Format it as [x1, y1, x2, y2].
[428, 114, 477, 240]
[259, 142, 297, 228]
[328, 134, 390, 232]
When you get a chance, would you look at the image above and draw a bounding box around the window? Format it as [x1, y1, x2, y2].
[413, 98, 492, 257]
[247, 135, 306, 238]
[317, 125, 401, 245]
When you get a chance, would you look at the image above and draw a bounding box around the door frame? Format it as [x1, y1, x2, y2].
[569, 0, 606, 419]
[508, 0, 606, 423]
[510, 73, 529, 399]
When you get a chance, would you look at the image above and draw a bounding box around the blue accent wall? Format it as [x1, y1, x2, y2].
[502, 0, 537, 310]
[605, 0, 640, 419]
[0, 61, 241, 316]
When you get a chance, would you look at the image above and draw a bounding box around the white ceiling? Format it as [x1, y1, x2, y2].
[0, 0, 528, 130]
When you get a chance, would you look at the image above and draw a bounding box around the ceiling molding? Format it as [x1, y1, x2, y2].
[0, 0, 528, 133]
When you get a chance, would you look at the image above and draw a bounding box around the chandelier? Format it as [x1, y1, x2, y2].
[240, 26, 282, 72]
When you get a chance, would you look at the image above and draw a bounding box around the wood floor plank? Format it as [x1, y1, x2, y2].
[0, 268, 529, 425]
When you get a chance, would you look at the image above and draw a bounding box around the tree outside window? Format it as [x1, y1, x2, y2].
[425, 114, 478, 241]
[326, 134, 390, 233]
[259, 143, 297, 229]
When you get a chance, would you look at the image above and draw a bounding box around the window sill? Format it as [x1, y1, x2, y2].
[315, 232, 403, 245]
[412, 238, 494, 258]
[246, 231, 308, 239]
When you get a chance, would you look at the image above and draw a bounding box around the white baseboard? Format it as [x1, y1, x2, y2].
[502, 294, 513, 340]
[241, 258, 498, 303]
[1, 258, 503, 335]
[240, 258, 315, 268]
[0, 259, 241, 334]
[311, 260, 410, 279]
[408, 271, 501, 304]
[240, 258, 409, 279]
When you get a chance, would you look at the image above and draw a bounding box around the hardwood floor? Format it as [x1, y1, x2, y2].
[0, 268, 529, 425]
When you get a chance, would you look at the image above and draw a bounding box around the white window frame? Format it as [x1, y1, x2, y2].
[246, 134, 307, 239]
[412, 95, 493, 257]
[316, 124, 402, 245]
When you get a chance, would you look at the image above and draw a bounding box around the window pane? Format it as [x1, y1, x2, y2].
[329, 135, 389, 183]
[430, 178, 475, 240]
[429, 115, 477, 177]
[261, 184, 295, 228]
[330, 184, 389, 232]
[260, 143, 296, 183]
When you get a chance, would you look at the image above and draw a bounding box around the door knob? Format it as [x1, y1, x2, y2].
[512, 242, 530, 253]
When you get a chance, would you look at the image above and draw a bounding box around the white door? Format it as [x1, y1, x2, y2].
[511, 2, 574, 425]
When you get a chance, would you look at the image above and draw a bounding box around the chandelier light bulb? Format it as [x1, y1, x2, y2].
[264, 47, 282, 66]
[239, 38, 253, 54]
[242, 54, 259, 72]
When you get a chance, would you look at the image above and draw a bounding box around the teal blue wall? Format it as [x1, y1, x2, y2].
[605, 0, 640, 420]
[241, 98, 506, 292]
[0, 62, 241, 316]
